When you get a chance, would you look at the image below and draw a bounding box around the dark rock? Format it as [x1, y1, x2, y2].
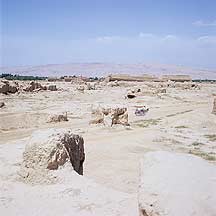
[0, 102, 5, 108]
[61, 134, 85, 175]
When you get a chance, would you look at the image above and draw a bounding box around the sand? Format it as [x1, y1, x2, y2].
[0, 80, 216, 215]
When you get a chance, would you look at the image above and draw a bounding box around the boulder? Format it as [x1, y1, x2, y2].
[48, 85, 57, 91]
[212, 98, 216, 114]
[111, 107, 129, 126]
[0, 102, 5, 108]
[127, 91, 136, 99]
[126, 88, 143, 99]
[19, 129, 85, 184]
[138, 151, 216, 216]
[8, 82, 19, 93]
[0, 80, 9, 94]
[0, 80, 18, 94]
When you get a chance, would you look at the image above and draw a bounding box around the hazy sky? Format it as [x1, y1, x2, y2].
[1, 0, 216, 69]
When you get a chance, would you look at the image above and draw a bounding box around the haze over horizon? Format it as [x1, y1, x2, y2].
[1, 0, 216, 69]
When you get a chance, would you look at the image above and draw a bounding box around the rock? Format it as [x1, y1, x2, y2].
[138, 151, 216, 216]
[111, 107, 129, 126]
[87, 82, 96, 90]
[8, 82, 19, 93]
[19, 129, 85, 184]
[90, 105, 129, 126]
[0, 102, 5, 108]
[127, 92, 136, 99]
[212, 98, 216, 114]
[61, 133, 85, 175]
[89, 107, 104, 124]
[48, 85, 57, 91]
[0, 80, 9, 94]
[48, 113, 68, 123]
[76, 85, 85, 92]
[23, 81, 46, 92]
[126, 88, 143, 98]
[0, 80, 18, 94]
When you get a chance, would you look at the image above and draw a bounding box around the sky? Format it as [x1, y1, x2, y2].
[1, 0, 216, 69]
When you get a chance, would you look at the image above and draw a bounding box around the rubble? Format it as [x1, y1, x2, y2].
[0, 80, 18, 94]
[48, 113, 68, 123]
[23, 81, 47, 92]
[90, 105, 129, 126]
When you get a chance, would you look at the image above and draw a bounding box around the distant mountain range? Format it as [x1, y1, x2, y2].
[1, 63, 216, 79]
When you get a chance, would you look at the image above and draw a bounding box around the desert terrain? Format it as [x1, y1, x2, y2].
[0, 77, 216, 215]
[1, 62, 216, 79]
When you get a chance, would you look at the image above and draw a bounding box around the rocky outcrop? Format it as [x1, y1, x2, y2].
[19, 129, 85, 184]
[212, 98, 216, 114]
[23, 81, 47, 92]
[48, 85, 57, 91]
[90, 105, 129, 126]
[0, 80, 18, 94]
[138, 151, 216, 216]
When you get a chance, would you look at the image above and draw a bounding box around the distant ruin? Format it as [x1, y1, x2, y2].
[107, 74, 192, 82]
[108, 74, 160, 82]
[162, 75, 192, 82]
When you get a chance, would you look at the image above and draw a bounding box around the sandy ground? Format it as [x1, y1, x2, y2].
[0, 80, 216, 215]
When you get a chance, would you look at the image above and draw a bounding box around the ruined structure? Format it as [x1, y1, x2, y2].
[108, 74, 159, 82]
[19, 129, 85, 184]
[162, 75, 192, 82]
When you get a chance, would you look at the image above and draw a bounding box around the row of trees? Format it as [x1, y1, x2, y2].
[0, 74, 100, 81]
[0, 73, 47, 81]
